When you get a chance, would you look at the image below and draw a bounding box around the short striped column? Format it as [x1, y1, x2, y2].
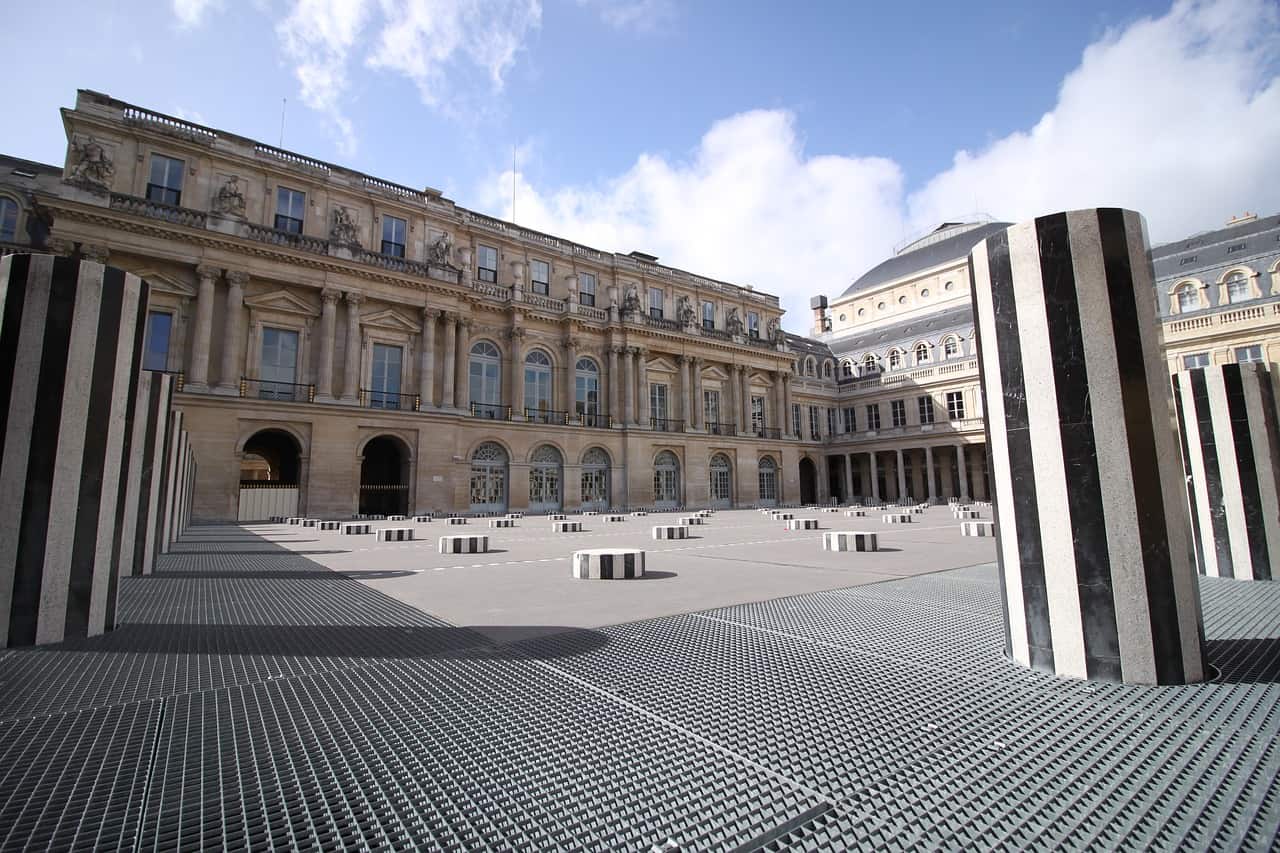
[0, 256, 150, 648]
[318, 521, 342, 531]
[882, 514, 911, 524]
[489, 518, 516, 528]
[820, 507, 839, 513]
[962, 521, 996, 537]
[342, 523, 372, 535]
[439, 534, 488, 554]
[630, 511, 648, 517]
[505, 512, 524, 519]
[955, 510, 980, 520]
[572, 548, 646, 579]
[287, 517, 303, 525]
[549, 513, 567, 521]
[582, 510, 599, 516]
[553, 520, 582, 532]
[845, 509, 866, 518]
[445, 517, 468, 525]
[387, 514, 407, 521]
[269, 515, 286, 523]
[770, 512, 794, 521]
[1172, 364, 1280, 581]
[786, 518, 819, 530]
[301, 519, 320, 527]
[413, 515, 433, 523]
[652, 525, 688, 540]
[603, 515, 624, 523]
[376, 528, 413, 542]
[970, 207, 1203, 684]
[680, 516, 705, 526]
[824, 531, 877, 552]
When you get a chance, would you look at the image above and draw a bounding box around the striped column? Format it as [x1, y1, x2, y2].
[0, 255, 149, 648]
[969, 208, 1204, 685]
[1172, 364, 1280, 581]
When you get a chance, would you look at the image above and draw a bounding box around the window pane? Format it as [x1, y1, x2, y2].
[260, 327, 299, 398]
[143, 311, 172, 372]
[1236, 345, 1263, 364]
[147, 155, 184, 205]
[1183, 352, 1210, 369]
[579, 273, 596, 306]
[531, 259, 549, 294]
[0, 198, 17, 241]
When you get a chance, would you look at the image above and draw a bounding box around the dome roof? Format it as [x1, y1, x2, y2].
[839, 221, 1011, 299]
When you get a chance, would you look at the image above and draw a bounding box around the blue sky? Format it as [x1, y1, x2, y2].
[4, 0, 1278, 327]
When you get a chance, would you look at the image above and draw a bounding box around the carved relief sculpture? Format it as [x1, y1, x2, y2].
[429, 231, 454, 266]
[622, 285, 641, 315]
[677, 295, 695, 326]
[213, 175, 246, 217]
[726, 307, 744, 335]
[68, 135, 115, 192]
[330, 206, 359, 245]
[768, 316, 785, 345]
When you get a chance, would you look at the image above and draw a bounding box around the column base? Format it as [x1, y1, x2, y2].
[183, 382, 211, 394]
[212, 385, 240, 397]
[314, 394, 337, 404]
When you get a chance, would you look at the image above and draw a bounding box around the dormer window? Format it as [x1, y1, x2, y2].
[1226, 272, 1251, 303]
[1177, 283, 1199, 313]
[915, 343, 930, 364]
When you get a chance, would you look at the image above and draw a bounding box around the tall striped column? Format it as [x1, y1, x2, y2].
[0, 254, 149, 648]
[121, 371, 177, 578]
[1173, 364, 1280, 581]
[969, 208, 1204, 684]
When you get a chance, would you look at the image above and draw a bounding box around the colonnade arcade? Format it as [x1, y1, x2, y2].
[826, 443, 990, 504]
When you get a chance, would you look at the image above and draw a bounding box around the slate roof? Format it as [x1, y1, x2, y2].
[839, 221, 1011, 299]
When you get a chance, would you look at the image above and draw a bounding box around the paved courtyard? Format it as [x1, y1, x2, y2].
[0, 507, 1277, 850]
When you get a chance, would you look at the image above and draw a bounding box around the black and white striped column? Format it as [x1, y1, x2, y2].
[0, 255, 149, 648]
[119, 370, 177, 578]
[969, 208, 1204, 684]
[1173, 364, 1280, 581]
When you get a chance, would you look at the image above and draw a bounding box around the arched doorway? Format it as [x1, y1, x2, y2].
[238, 428, 302, 521]
[580, 447, 611, 510]
[708, 453, 733, 509]
[360, 436, 410, 516]
[529, 444, 563, 512]
[799, 457, 817, 505]
[654, 450, 681, 509]
[757, 456, 778, 507]
[470, 442, 508, 513]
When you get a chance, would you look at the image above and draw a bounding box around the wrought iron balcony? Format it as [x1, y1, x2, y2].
[576, 411, 612, 429]
[650, 417, 685, 433]
[360, 389, 420, 411]
[525, 407, 569, 425]
[705, 421, 736, 436]
[240, 377, 316, 403]
[755, 426, 782, 439]
[471, 402, 513, 420]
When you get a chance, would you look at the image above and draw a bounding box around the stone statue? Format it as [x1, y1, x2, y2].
[68, 136, 114, 190]
[726, 307, 744, 335]
[212, 175, 246, 217]
[677, 295, 695, 325]
[429, 231, 454, 266]
[330, 206, 359, 245]
[622, 285, 641, 315]
[767, 316, 785, 345]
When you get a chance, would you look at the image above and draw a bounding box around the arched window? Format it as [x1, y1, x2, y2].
[841, 361, 853, 379]
[1226, 272, 1251, 303]
[943, 337, 959, 359]
[862, 354, 879, 374]
[529, 444, 563, 511]
[653, 450, 681, 508]
[575, 357, 601, 424]
[469, 341, 502, 412]
[581, 447, 610, 509]
[1177, 283, 1199, 313]
[821, 361, 833, 379]
[915, 343, 930, 364]
[469, 442, 508, 512]
[804, 357, 816, 377]
[757, 456, 778, 505]
[709, 453, 733, 507]
[888, 349, 902, 370]
[0, 197, 18, 242]
[523, 350, 553, 417]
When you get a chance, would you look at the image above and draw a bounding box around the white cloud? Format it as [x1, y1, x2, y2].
[473, 0, 1280, 331]
[172, 0, 220, 29]
[578, 0, 676, 33]
[276, 0, 540, 155]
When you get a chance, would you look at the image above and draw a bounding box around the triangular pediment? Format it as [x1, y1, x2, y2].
[361, 307, 420, 333]
[135, 270, 196, 298]
[244, 289, 318, 317]
[701, 365, 730, 381]
[646, 356, 676, 374]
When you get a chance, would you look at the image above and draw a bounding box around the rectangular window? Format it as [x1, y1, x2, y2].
[579, 272, 597, 307]
[477, 245, 498, 282]
[808, 405, 820, 440]
[370, 343, 403, 408]
[381, 215, 407, 257]
[702, 302, 715, 330]
[530, 259, 549, 295]
[792, 403, 802, 437]
[274, 187, 305, 234]
[260, 327, 299, 400]
[842, 407, 855, 433]
[946, 390, 966, 420]
[866, 404, 881, 431]
[918, 395, 935, 425]
[748, 311, 760, 339]
[1236, 344, 1264, 364]
[704, 389, 721, 426]
[1182, 352, 1210, 369]
[649, 287, 664, 319]
[751, 396, 765, 433]
[650, 382, 669, 422]
[146, 155, 184, 206]
[524, 362, 553, 413]
[143, 311, 172, 372]
[826, 407, 836, 434]
[891, 399, 906, 428]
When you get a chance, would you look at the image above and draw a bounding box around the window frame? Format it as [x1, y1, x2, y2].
[918, 395, 935, 425]
[380, 214, 407, 258]
[523, 349, 554, 413]
[1235, 344, 1264, 364]
[274, 186, 306, 234]
[865, 403, 881, 431]
[142, 310, 174, 372]
[649, 287, 664, 320]
[808, 405, 820, 440]
[1182, 352, 1211, 369]
[530, 259, 550, 296]
[891, 399, 906, 428]
[369, 342, 404, 408]
[578, 272, 597, 307]
[702, 301, 715, 330]
[946, 390, 966, 420]
[146, 154, 185, 207]
[468, 340, 503, 407]
[476, 245, 499, 283]
[748, 311, 760, 339]
[575, 357, 600, 418]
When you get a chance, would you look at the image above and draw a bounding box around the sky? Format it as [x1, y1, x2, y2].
[3, 0, 1279, 329]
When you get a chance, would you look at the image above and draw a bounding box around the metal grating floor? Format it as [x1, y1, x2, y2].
[0, 538, 1277, 850]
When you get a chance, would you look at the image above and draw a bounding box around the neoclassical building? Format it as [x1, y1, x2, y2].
[2, 90, 839, 521]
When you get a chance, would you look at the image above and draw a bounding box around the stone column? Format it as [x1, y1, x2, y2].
[869, 452, 880, 502]
[955, 444, 969, 501]
[969, 207, 1203, 684]
[563, 337, 577, 415]
[608, 346, 620, 424]
[454, 318, 471, 410]
[675, 355, 689, 427]
[623, 347, 635, 426]
[186, 264, 219, 391]
[740, 367, 751, 433]
[783, 375, 794, 436]
[692, 358, 704, 430]
[775, 372, 787, 437]
[341, 292, 363, 403]
[216, 270, 247, 394]
[1172, 363, 1280, 581]
[316, 288, 340, 401]
[924, 446, 935, 503]
[441, 312, 457, 411]
[509, 329, 525, 416]
[419, 308, 437, 408]
[893, 449, 905, 501]
[843, 454, 854, 502]
[636, 349, 650, 426]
